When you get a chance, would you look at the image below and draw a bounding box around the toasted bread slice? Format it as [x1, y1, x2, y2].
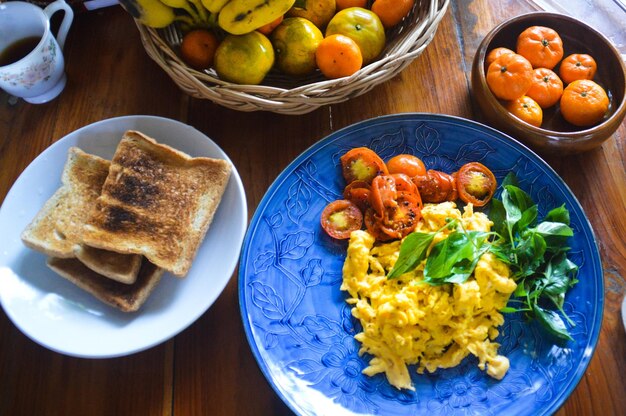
[21, 147, 143, 283]
[21, 147, 110, 258]
[81, 130, 231, 277]
[47, 257, 164, 312]
[74, 245, 142, 284]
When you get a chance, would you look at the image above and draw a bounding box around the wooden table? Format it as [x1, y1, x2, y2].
[1, 1, 624, 414]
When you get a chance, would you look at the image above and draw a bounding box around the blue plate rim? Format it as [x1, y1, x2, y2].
[238, 112, 604, 415]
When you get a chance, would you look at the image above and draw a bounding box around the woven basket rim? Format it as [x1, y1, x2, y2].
[137, 0, 450, 114]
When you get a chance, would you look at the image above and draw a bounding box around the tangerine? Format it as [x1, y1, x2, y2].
[257, 14, 284, 35]
[560, 79, 609, 126]
[526, 67, 563, 108]
[336, 0, 367, 10]
[559, 53, 597, 84]
[271, 17, 323, 76]
[486, 53, 533, 101]
[505, 95, 543, 127]
[287, 0, 336, 29]
[214, 32, 275, 85]
[315, 33, 363, 78]
[371, 0, 415, 29]
[516, 26, 563, 69]
[326, 7, 386, 64]
[485, 47, 515, 68]
[180, 29, 219, 70]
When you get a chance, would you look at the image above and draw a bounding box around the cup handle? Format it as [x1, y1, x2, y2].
[43, 0, 74, 50]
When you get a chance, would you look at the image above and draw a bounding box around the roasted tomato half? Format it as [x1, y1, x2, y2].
[340, 147, 388, 184]
[369, 175, 398, 217]
[412, 170, 457, 203]
[365, 191, 421, 240]
[343, 180, 371, 212]
[386, 154, 427, 178]
[456, 162, 497, 207]
[320, 199, 364, 239]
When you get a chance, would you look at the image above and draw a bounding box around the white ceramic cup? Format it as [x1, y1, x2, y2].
[0, 0, 74, 104]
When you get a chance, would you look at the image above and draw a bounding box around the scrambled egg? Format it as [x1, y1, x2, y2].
[341, 202, 517, 390]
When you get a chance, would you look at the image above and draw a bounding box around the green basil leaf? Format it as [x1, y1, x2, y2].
[535, 221, 574, 238]
[534, 221, 574, 251]
[532, 304, 573, 341]
[501, 172, 519, 188]
[543, 252, 578, 297]
[424, 231, 489, 285]
[387, 232, 435, 279]
[545, 204, 570, 225]
[500, 306, 520, 313]
[502, 186, 535, 233]
[515, 205, 538, 234]
[488, 198, 507, 239]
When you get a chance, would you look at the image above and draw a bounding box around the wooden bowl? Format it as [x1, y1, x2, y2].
[471, 12, 626, 154]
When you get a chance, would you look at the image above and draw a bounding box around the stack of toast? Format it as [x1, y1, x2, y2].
[21, 130, 231, 312]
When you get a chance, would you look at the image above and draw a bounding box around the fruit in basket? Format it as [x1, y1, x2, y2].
[315, 34, 362, 78]
[218, 0, 296, 35]
[201, 0, 230, 13]
[336, 0, 366, 11]
[118, 0, 176, 28]
[257, 14, 285, 35]
[559, 53, 597, 84]
[287, 0, 337, 29]
[560, 79, 609, 126]
[214, 31, 275, 84]
[161, 0, 209, 24]
[271, 17, 324, 76]
[181, 29, 219, 69]
[486, 53, 533, 100]
[325, 7, 385, 65]
[516, 26, 563, 69]
[371, 0, 415, 29]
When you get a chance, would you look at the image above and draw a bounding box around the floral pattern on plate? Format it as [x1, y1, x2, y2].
[239, 114, 603, 416]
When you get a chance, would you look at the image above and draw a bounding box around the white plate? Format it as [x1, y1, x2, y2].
[0, 115, 247, 358]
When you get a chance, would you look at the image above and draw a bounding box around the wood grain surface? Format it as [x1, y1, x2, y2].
[0, 1, 624, 415]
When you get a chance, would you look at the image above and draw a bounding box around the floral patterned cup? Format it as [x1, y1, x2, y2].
[0, 0, 73, 104]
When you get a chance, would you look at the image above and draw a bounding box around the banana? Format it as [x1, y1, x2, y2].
[200, 0, 230, 14]
[118, 0, 176, 28]
[159, 0, 200, 20]
[218, 0, 295, 35]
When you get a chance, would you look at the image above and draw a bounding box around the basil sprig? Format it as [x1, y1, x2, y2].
[386, 172, 579, 341]
[388, 219, 490, 284]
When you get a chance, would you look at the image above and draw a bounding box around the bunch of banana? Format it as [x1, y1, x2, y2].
[118, 0, 214, 29]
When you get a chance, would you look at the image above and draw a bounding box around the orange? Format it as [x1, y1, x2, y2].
[516, 26, 563, 69]
[315, 33, 363, 78]
[257, 14, 284, 35]
[526, 67, 563, 108]
[371, 0, 415, 29]
[485, 47, 515, 68]
[559, 53, 597, 84]
[486, 53, 533, 100]
[326, 7, 386, 64]
[505, 95, 543, 127]
[336, 0, 367, 11]
[287, 0, 336, 29]
[214, 32, 275, 85]
[180, 29, 219, 70]
[271, 17, 323, 76]
[560, 79, 609, 126]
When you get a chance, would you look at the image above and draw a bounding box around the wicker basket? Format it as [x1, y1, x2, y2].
[136, 0, 450, 115]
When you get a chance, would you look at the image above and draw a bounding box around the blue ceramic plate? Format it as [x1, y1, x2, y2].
[239, 114, 603, 415]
